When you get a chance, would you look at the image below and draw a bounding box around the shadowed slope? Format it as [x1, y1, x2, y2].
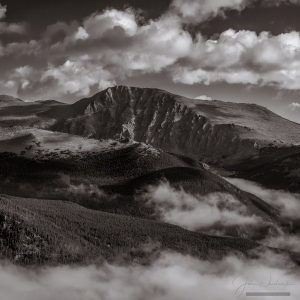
[0, 194, 260, 265]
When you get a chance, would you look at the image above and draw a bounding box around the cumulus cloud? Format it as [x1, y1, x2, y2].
[83, 8, 138, 39]
[0, 251, 299, 300]
[225, 177, 300, 220]
[3, 3, 300, 99]
[142, 181, 263, 232]
[0, 9, 193, 100]
[39, 60, 114, 98]
[171, 29, 300, 89]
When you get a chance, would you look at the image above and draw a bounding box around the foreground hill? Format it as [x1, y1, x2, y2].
[0, 194, 262, 265]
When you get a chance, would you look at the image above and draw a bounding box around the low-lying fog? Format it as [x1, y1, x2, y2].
[0, 250, 299, 300]
[1, 177, 300, 300]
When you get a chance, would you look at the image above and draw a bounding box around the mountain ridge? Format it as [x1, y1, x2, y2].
[1, 86, 300, 191]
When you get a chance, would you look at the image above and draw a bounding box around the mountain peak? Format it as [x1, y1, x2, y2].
[48, 85, 300, 169]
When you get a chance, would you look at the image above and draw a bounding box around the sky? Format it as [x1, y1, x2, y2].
[0, 0, 300, 122]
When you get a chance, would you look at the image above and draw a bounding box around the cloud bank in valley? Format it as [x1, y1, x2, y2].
[142, 181, 263, 231]
[225, 177, 300, 251]
[225, 177, 300, 220]
[2, 1, 300, 99]
[0, 251, 299, 300]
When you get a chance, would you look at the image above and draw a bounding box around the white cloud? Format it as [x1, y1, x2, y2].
[172, 30, 300, 89]
[3, 5, 300, 99]
[142, 181, 263, 231]
[83, 9, 138, 38]
[74, 27, 89, 41]
[1, 9, 193, 100]
[40, 60, 114, 97]
[12, 60, 115, 99]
